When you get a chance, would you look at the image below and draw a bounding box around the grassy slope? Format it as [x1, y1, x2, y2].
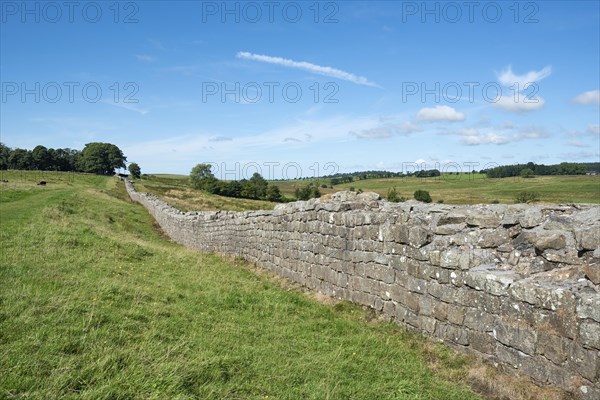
[1, 171, 482, 399]
[137, 175, 278, 212]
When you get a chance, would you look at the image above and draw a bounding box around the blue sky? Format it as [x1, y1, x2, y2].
[1, 1, 599, 178]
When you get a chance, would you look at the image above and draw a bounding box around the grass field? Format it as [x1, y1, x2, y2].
[333, 174, 600, 204]
[136, 175, 278, 212]
[144, 173, 599, 207]
[1, 170, 493, 399]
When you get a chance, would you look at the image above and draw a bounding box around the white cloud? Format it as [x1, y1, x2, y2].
[350, 127, 393, 139]
[497, 65, 552, 87]
[573, 90, 600, 105]
[493, 95, 545, 112]
[459, 128, 509, 145]
[209, 136, 232, 142]
[236, 51, 378, 87]
[416, 105, 465, 122]
[135, 54, 156, 62]
[568, 140, 588, 148]
[587, 124, 600, 135]
[350, 120, 422, 139]
[513, 127, 551, 140]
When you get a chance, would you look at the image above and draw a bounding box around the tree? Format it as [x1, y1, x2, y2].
[190, 163, 217, 191]
[8, 148, 32, 170]
[520, 168, 535, 178]
[414, 189, 432, 203]
[0, 143, 10, 170]
[128, 162, 141, 179]
[295, 182, 321, 200]
[266, 185, 283, 202]
[79, 143, 126, 175]
[31, 145, 52, 170]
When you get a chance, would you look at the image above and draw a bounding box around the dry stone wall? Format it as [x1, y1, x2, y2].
[126, 180, 600, 398]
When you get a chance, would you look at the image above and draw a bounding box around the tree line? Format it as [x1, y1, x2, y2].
[189, 163, 323, 202]
[190, 163, 284, 202]
[0, 142, 129, 176]
[482, 162, 593, 178]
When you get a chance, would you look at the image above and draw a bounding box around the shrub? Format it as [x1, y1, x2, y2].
[437, 199, 444, 203]
[320, 184, 328, 188]
[387, 187, 400, 202]
[414, 190, 432, 203]
[491, 199, 500, 204]
[514, 191, 540, 203]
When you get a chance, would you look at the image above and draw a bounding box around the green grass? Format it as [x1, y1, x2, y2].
[135, 174, 278, 212]
[116, 172, 598, 210]
[331, 174, 600, 204]
[0, 171, 482, 399]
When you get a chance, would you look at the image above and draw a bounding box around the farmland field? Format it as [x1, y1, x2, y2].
[141, 173, 599, 208]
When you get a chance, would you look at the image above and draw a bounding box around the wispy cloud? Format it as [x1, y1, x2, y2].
[236, 51, 378, 87]
[416, 105, 465, 122]
[135, 54, 156, 62]
[102, 100, 149, 115]
[573, 89, 600, 105]
[497, 65, 552, 87]
[587, 124, 600, 135]
[209, 136, 233, 142]
[568, 140, 588, 148]
[454, 125, 550, 146]
[350, 120, 421, 139]
[493, 94, 545, 112]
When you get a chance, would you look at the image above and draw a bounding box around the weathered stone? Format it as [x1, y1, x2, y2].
[438, 212, 467, 226]
[575, 227, 600, 251]
[577, 293, 600, 322]
[493, 319, 538, 355]
[408, 226, 431, 248]
[466, 213, 502, 228]
[435, 322, 469, 346]
[464, 308, 495, 331]
[357, 191, 381, 202]
[519, 209, 544, 228]
[440, 248, 460, 269]
[584, 264, 600, 285]
[433, 223, 467, 235]
[580, 320, 600, 350]
[468, 330, 494, 354]
[569, 344, 599, 382]
[534, 233, 567, 251]
[537, 332, 570, 364]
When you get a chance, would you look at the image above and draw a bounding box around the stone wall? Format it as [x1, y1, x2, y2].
[125, 180, 599, 398]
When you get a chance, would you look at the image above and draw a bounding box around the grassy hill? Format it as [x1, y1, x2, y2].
[1, 170, 489, 399]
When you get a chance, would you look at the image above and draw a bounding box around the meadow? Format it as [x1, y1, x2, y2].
[139, 173, 599, 211]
